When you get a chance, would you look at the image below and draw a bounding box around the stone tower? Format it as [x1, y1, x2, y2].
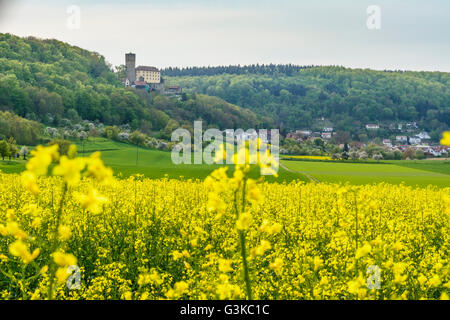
[125, 53, 136, 83]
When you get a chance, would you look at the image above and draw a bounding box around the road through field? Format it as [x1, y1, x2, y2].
[279, 162, 320, 184]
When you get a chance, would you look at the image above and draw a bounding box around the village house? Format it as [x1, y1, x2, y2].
[396, 145, 410, 151]
[366, 124, 380, 130]
[286, 130, 312, 141]
[286, 132, 296, 139]
[420, 146, 447, 157]
[433, 146, 449, 157]
[417, 132, 431, 140]
[133, 81, 147, 89]
[296, 130, 312, 136]
[406, 122, 418, 129]
[388, 124, 397, 131]
[322, 132, 332, 140]
[167, 86, 182, 95]
[409, 137, 421, 145]
[396, 136, 408, 143]
[382, 139, 392, 147]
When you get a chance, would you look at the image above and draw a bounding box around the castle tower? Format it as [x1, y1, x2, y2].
[125, 53, 136, 83]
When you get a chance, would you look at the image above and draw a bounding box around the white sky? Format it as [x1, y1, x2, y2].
[0, 0, 449, 71]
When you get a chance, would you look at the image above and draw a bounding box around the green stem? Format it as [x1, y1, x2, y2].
[21, 264, 27, 300]
[239, 230, 252, 300]
[354, 192, 358, 250]
[234, 177, 252, 299]
[354, 192, 359, 275]
[47, 182, 68, 300]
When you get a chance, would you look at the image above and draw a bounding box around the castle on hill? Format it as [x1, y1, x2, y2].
[123, 53, 182, 95]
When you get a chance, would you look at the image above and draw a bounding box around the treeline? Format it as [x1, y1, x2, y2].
[166, 67, 450, 140]
[0, 111, 42, 145]
[0, 33, 263, 140]
[162, 64, 314, 77]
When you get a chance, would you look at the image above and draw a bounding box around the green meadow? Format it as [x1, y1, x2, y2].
[0, 138, 305, 183]
[1, 138, 449, 187]
[281, 159, 450, 187]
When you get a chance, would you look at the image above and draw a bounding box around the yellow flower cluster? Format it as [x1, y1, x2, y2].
[53, 252, 78, 284]
[282, 155, 333, 161]
[0, 141, 448, 300]
[21, 145, 112, 196]
[0, 144, 115, 300]
[9, 240, 40, 264]
[441, 131, 450, 146]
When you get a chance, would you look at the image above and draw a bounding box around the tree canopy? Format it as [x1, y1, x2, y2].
[164, 66, 450, 140]
[0, 33, 263, 139]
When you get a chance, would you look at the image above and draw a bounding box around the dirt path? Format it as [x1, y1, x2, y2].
[279, 161, 321, 184]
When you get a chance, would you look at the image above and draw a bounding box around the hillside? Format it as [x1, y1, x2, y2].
[164, 66, 450, 140]
[1, 32, 448, 143]
[0, 33, 264, 139]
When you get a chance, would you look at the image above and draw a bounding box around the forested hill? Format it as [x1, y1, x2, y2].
[1, 32, 448, 142]
[0, 33, 264, 139]
[164, 66, 450, 140]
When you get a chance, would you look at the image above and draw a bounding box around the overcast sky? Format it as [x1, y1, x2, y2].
[0, 0, 449, 71]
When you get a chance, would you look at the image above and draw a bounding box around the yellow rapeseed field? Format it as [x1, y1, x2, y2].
[282, 155, 333, 161]
[0, 139, 449, 300]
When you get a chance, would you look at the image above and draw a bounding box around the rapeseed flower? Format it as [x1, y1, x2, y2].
[441, 131, 450, 146]
[218, 259, 233, 273]
[9, 240, 39, 264]
[236, 212, 252, 230]
[52, 251, 77, 268]
[0, 145, 448, 300]
[58, 225, 71, 241]
[76, 188, 108, 214]
[52, 156, 86, 186]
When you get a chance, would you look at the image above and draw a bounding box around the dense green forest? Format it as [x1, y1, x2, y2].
[164, 66, 450, 140]
[0, 33, 263, 140]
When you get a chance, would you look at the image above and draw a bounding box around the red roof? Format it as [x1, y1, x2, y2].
[134, 81, 146, 86]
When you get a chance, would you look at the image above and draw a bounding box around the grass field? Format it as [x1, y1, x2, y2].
[0, 138, 307, 183]
[0, 160, 26, 174]
[386, 160, 450, 175]
[1, 139, 448, 187]
[282, 159, 450, 187]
